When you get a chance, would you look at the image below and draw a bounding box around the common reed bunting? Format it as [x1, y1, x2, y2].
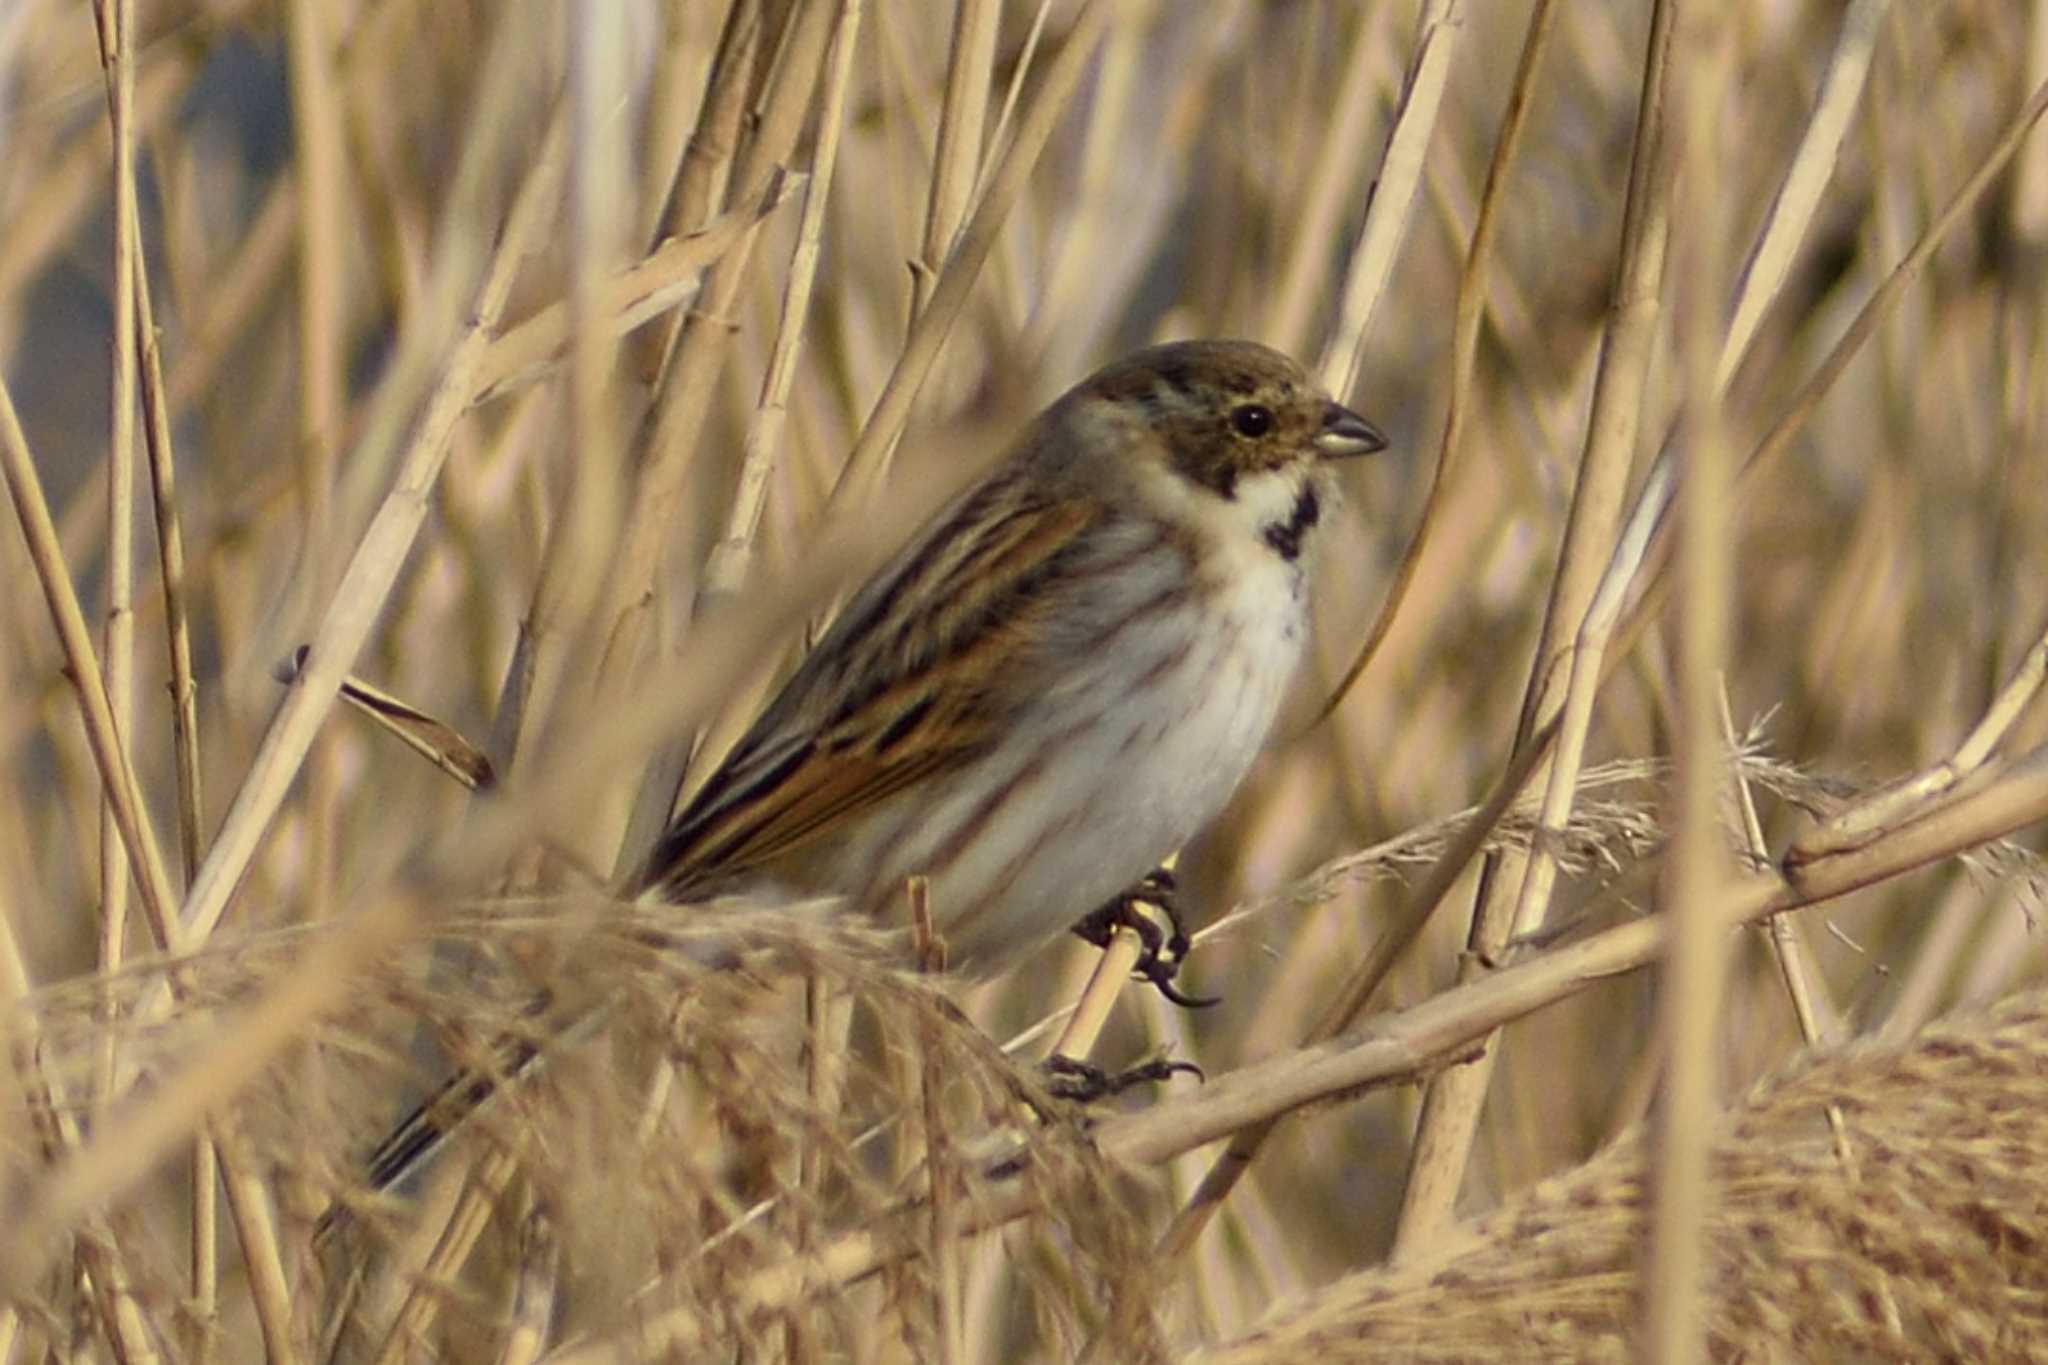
[354, 339, 1385, 1198]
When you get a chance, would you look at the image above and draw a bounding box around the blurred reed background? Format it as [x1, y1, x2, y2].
[3, 0, 2048, 1359]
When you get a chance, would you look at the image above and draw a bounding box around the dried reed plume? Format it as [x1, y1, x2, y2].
[5, 0, 2048, 1360]
[1195, 987, 2048, 1363]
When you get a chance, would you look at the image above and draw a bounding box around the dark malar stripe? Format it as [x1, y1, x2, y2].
[1261, 484, 1320, 561]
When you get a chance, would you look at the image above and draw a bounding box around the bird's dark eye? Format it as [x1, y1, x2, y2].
[1229, 403, 1274, 438]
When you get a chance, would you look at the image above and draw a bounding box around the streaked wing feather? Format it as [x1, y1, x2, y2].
[673, 730, 955, 875]
[638, 473, 1099, 895]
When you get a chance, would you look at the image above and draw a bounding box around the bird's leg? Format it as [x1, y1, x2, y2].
[1041, 1052, 1203, 1103]
[1067, 865, 1220, 1009]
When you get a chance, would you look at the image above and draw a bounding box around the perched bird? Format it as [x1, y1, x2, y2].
[354, 339, 1385, 1199]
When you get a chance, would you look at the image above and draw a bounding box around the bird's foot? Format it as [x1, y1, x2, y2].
[1069, 866, 1220, 1009]
[1041, 1052, 1202, 1103]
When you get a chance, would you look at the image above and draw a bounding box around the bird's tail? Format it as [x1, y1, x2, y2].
[317, 993, 570, 1243]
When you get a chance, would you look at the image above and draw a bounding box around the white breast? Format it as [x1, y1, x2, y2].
[836, 470, 1319, 972]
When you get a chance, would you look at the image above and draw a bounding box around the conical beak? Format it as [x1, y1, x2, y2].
[1314, 400, 1388, 459]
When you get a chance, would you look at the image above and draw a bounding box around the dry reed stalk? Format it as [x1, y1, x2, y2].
[162, 25, 577, 974]
[95, 2, 240, 1348]
[1398, 0, 1898, 1236]
[823, 0, 1114, 509]
[1642, 10, 1740, 1357]
[606, 0, 842, 877]
[6, 3, 2048, 1359]
[87, 0, 141, 1153]
[1317, 0, 1461, 403]
[1383, 0, 1587, 1254]
[913, 0, 999, 321]
[283, 0, 348, 948]
[1399, 26, 2048, 1269]
[704, 0, 866, 605]
[0, 357, 182, 953]
[0, 26, 218, 307]
[1263, 5, 1395, 361]
[1311, 0, 1474, 719]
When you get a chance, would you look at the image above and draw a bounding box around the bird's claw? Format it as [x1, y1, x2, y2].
[1069, 866, 1220, 1009]
[1042, 1053, 1203, 1103]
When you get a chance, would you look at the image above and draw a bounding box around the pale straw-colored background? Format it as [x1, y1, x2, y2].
[4, 1, 2048, 1359]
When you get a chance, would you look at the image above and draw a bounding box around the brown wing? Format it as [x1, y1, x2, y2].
[635, 469, 1099, 898]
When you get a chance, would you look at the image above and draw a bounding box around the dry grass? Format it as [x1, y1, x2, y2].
[2, 0, 2048, 1360]
[1191, 987, 2048, 1363]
